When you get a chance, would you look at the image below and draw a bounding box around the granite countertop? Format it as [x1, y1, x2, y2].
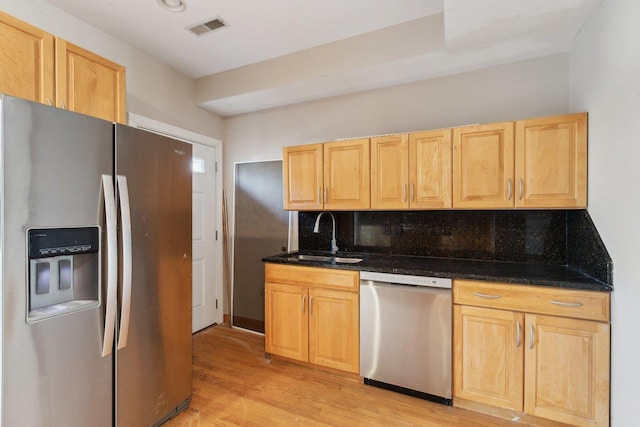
[262, 251, 612, 292]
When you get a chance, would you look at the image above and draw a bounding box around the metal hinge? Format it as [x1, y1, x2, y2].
[215, 230, 218, 240]
[215, 161, 218, 173]
[216, 299, 218, 309]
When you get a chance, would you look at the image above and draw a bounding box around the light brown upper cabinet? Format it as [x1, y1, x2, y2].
[371, 131, 452, 209]
[409, 129, 452, 209]
[0, 11, 126, 123]
[324, 139, 370, 210]
[453, 113, 587, 209]
[284, 139, 370, 210]
[0, 11, 55, 105]
[515, 113, 587, 208]
[371, 134, 409, 209]
[283, 143, 324, 210]
[453, 122, 515, 208]
[56, 39, 126, 123]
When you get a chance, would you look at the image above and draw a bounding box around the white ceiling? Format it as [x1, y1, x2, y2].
[42, 0, 602, 116]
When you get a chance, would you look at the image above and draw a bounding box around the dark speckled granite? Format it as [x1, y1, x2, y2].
[282, 209, 612, 291]
[567, 210, 613, 287]
[263, 252, 610, 292]
[300, 210, 568, 263]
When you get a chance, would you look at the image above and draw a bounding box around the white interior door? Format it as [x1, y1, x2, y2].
[192, 142, 219, 332]
[126, 113, 223, 333]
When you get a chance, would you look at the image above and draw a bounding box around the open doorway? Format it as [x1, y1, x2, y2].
[232, 161, 289, 333]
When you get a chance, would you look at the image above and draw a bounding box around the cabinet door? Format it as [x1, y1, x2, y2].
[324, 139, 370, 210]
[453, 305, 524, 411]
[308, 288, 359, 373]
[515, 113, 587, 208]
[525, 314, 610, 427]
[55, 38, 126, 123]
[409, 129, 452, 209]
[0, 11, 54, 104]
[453, 122, 514, 208]
[264, 283, 308, 362]
[371, 134, 408, 209]
[283, 144, 323, 210]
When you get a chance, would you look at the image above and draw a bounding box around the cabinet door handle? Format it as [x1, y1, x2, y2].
[60, 102, 66, 110]
[403, 184, 407, 203]
[472, 292, 502, 299]
[549, 300, 584, 308]
[301, 295, 306, 313]
[46, 98, 52, 106]
[507, 178, 512, 200]
[318, 188, 321, 204]
[309, 296, 314, 315]
[324, 187, 328, 203]
[529, 324, 535, 349]
[519, 178, 524, 200]
[516, 322, 521, 348]
[411, 183, 415, 201]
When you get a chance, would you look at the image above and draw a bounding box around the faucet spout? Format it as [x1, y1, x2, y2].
[313, 212, 338, 254]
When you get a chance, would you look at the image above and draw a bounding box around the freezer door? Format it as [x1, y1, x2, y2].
[1, 95, 113, 426]
[114, 124, 192, 426]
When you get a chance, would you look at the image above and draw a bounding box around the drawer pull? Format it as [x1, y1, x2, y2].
[507, 178, 512, 200]
[473, 292, 502, 299]
[309, 296, 314, 315]
[403, 184, 407, 203]
[516, 322, 521, 348]
[549, 300, 584, 308]
[301, 295, 306, 313]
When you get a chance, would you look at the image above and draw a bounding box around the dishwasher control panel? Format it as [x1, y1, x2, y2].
[359, 271, 452, 289]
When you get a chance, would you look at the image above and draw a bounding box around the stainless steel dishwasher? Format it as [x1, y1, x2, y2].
[359, 271, 452, 405]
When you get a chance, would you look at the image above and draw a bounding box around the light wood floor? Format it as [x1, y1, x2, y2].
[164, 325, 522, 426]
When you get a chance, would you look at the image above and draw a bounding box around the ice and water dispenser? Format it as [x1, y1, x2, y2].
[27, 227, 100, 322]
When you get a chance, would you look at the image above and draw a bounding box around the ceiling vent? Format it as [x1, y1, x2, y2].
[188, 18, 228, 36]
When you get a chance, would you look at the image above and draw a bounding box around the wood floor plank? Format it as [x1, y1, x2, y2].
[163, 325, 527, 426]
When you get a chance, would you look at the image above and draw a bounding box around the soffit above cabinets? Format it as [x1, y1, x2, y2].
[41, 0, 601, 116]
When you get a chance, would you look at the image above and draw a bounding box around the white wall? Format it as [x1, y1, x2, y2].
[570, 0, 640, 424]
[0, 0, 223, 139]
[223, 54, 570, 209]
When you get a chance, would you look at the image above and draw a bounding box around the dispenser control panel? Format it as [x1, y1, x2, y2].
[28, 227, 99, 258]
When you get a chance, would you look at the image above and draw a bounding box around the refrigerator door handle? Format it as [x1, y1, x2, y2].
[117, 175, 133, 350]
[101, 175, 118, 357]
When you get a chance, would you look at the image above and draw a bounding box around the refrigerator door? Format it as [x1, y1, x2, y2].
[0, 96, 113, 426]
[114, 124, 192, 426]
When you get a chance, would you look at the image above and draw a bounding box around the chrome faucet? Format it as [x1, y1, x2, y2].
[313, 212, 338, 254]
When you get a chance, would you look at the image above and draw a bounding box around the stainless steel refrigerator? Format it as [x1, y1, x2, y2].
[0, 95, 192, 426]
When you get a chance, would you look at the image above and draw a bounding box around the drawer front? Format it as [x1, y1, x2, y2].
[265, 263, 359, 291]
[453, 280, 610, 322]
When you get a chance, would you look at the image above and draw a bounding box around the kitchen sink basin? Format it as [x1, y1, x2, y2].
[294, 254, 364, 264]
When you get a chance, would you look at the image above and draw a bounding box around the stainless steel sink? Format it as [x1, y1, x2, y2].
[294, 254, 363, 264]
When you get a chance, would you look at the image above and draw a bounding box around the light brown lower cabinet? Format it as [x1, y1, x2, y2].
[453, 280, 610, 427]
[264, 264, 359, 374]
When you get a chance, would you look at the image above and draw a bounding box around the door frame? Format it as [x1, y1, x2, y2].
[127, 113, 224, 326]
